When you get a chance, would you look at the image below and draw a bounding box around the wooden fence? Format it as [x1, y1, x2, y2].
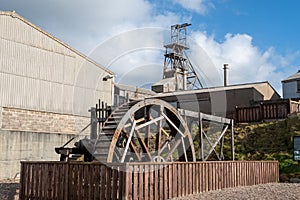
[20, 161, 279, 200]
[236, 99, 300, 123]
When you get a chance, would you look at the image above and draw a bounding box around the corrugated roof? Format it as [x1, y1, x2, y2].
[0, 10, 114, 75]
[151, 81, 279, 98]
[115, 83, 155, 95]
[282, 70, 300, 82]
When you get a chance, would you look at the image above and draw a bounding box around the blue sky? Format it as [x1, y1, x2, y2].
[198, 0, 299, 53]
[1, 0, 299, 95]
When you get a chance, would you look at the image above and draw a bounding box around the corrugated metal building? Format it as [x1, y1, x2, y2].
[151, 81, 280, 118]
[282, 70, 300, 99]
[0, 11, 114, 132]
[114, 83, 155, 106]
[0, 11, 114, 179]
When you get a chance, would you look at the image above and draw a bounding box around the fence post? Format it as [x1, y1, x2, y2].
[231, 120, 235, 160]
[259, 103, 264, 121]
[288, 99, 292, 114]
[123, 163, 130, 200]
[235, 106, 239, 123]
[89, 107, 98, 140]
[19, 162, 25, 199]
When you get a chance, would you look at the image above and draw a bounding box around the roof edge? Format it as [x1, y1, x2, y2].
[0, 10, 114, 75]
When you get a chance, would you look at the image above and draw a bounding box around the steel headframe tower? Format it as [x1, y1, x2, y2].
[163, 23, 202, 90]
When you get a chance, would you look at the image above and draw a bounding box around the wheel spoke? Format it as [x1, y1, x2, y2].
[135, 129, 152, 160]
[121, 120, 136, 163]
[162, 112, 185, 137]
[96, 99, 195, 163]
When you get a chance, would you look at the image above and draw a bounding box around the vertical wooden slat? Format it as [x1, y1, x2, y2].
[172, 163, 177, 198]
[41, 163, 46, 199]
[194, 163, 198, 194]
[52, 163, 57, 199]
[177, 163, 181, 197]
[154, 164, 159, 200]
[205, 162, 209, 192]
[163, 164, 168, 200]
[63, 163, 69, 200]
[77, 164, 82, 200]
[198, 163, 202, 193]
[214, 162, 217, 190]
[106, 166, 112, 200]
[94, 164, 100, 200]
[208, 162, 213, 191]
[33, 163, 37, 198]
[184, 163, 187, 196]
[125, 164, 133, 200]
[149, 165, 154, 200]
[133, 165, 139, 200]
[168, 164, 172, 199]
[217, 162, 221, 190]
[20, 162, 27, 199]
[192, 163, 195, 194]
[159, 165, 164, 200]
[188, 163, 192, 194]
[139, 164, 144, 200]
[182, 163, 186, 196]
[36, 164, 42, 199]
[87, 164, 94, 200]
[100, 165, 106, 200]
[144, 164, 149, 200]
[111, 166, 118, 200]
[19, 161, 280, 200]
[72, 164, 77, 200]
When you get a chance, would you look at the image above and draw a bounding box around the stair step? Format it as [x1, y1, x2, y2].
[102, 125, 118, 130]
[108, 116, 123, 121]
[112, 112, 127, 117]
[105, 121, 118, 126]
[116, 107, 130, 112]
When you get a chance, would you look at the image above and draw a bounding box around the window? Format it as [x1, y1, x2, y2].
[297, 80, 300, 93]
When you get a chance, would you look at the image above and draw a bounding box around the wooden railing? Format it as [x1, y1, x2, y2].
[236, 99, 300, 123]
[20, 161, 279, 200]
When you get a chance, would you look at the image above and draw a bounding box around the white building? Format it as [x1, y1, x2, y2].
[282, 70, 300, 99]
[0, 11, 114, 179]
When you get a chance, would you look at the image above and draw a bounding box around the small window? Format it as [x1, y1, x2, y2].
[297, 80, 300, 93]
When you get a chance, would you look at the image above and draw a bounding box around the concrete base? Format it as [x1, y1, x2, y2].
[0, 130, 76, 180]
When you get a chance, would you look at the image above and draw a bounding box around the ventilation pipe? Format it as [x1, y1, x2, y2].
[223, 64, 229, 87]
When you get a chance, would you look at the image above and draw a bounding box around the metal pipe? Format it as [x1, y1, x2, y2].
[223, 64, 229, 87]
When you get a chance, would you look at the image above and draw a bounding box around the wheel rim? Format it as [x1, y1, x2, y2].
[104, 99, 196, 163]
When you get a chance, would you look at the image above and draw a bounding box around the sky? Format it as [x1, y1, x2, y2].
[1, 0, 300, 95]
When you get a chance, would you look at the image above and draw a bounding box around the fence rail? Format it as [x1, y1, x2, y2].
[236, 99, 300, 123]
[20, 161, 279, 200]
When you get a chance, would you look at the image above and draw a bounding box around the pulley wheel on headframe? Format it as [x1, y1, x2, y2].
[93, 99, 196, 163]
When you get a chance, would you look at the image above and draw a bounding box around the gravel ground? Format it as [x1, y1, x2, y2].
[0, 179, 20, 200]
[0, 181, 299, 200]
[172, 183, 300, 200]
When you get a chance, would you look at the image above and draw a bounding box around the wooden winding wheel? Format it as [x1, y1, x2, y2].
[93, 99, 196, 163]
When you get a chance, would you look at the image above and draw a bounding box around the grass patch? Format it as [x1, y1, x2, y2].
[193, 114, 300, 175]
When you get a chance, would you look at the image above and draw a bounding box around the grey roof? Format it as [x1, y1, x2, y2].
[115, 83, 156, 95]
[151, 81, 279, 98]
[0, 11, 114, 75]
[282, 70, 300, 82]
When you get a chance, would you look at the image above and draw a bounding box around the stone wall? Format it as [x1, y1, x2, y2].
[0, 107, 92, 179]
[1, 107, 90, 134]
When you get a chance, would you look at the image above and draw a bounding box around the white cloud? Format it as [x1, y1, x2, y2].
[190, 31, 293, 94]
[173, 0, 214, 15]
[1, 0, 181, 53]
[2, 0, 297, 96]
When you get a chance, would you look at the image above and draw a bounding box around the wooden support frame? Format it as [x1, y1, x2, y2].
[179, 109, 234, 161]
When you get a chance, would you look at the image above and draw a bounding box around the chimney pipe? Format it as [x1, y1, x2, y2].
[223, 64, 229, 87]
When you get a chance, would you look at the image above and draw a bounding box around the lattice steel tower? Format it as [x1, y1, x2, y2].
[163, 23, 202, 90]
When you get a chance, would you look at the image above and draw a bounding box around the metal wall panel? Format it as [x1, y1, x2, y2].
[0, 13, 113, 116]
